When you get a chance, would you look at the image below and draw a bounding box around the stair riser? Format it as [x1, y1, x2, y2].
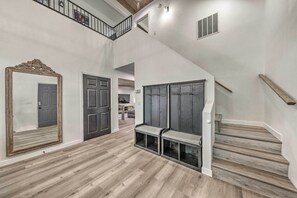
[221, 124, 267, 132]
[222, 126, 268, 133]
[215, 114, 222, 133]
[215, 121, 219, 132]
[214, 148, 288, 176]
[213, 167, 297, 198]
[215, 134, 281, 154]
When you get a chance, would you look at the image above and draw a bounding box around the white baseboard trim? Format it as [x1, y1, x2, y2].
[222, 119, 282, 141]
[113, 128, 120, 133]
[222, 119, 263, 127]
[202, 167, 213, 177]
[0, 139, 82, 168]
[263, 123, 282, 141]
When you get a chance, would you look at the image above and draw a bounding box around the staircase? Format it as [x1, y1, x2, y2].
[213, 115, 297, 198]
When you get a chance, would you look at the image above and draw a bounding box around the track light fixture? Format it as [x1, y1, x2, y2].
[158, 1, 170, 13]
[164, 5, 169, 12]
[136, 0, 141, 10]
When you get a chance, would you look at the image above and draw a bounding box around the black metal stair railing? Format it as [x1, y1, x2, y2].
[111, 16, 133, 40]
[33, 0, 132, 40]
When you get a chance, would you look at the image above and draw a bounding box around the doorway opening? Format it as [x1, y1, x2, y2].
[116, 63, 135, 130]
[136, 14, 149, 33]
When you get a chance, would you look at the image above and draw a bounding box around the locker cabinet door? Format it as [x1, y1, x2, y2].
[170, 85, 180, 131]
[192, 83, 204, 136]
[180, 84, 193, 134]
[159, 86, 167, 129]
[144, 87, 152, 125]
[170, 82, 205, 135]
[144, 85, 168, 128]
[151, 87, 160, 127]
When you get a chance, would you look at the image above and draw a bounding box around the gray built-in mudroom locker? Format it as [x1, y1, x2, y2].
[135, 80, 205, 171]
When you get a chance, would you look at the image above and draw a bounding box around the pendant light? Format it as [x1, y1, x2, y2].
[136, 0, 141, 10]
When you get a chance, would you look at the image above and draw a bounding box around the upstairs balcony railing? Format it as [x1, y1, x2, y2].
[112, 17, 133, 40]
[33, 0, 132, 40]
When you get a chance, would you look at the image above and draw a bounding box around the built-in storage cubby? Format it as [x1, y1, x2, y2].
[134, 85, 168, 155]
[161, 80, 205, 171]
[162, 130, 202, 170]
[135, 80, 204, 171]
[135, 125, 163, 154]
[136, 132, 146, 148]
[147, 135, 158, 152]
[180, 143, 200, 168]
[163, 139, 178, 159]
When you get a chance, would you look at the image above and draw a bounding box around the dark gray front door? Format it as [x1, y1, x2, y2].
[83, 74, 111, 141]
[38, 84, 58, 127]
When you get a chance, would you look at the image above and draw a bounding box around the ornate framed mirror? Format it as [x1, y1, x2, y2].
[5, 59, 63, 156]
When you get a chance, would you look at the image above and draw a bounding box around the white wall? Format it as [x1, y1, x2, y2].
[0, 0, 118, 165]
[114, 29, 215, 125]
[114, 28, 215, 174]
[13, 73, 57, 132]
[134, 0, 267, 122]
[264, 0, 297, 187]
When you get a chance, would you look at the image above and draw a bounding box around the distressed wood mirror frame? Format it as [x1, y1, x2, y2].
[5, 59, 63, 156]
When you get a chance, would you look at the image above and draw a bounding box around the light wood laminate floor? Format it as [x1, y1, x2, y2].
[0, 123, 267, 198]
[13, 125, 58, 151]
[119, 117, 135, 130]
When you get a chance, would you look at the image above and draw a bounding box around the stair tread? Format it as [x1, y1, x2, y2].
[212, 158, 297, 193]
[222, 123, 267, 132]
[217, 128, 281, 143]
[214, 143, 288, 164]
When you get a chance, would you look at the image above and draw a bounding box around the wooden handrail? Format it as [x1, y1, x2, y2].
[259, 74, 296, 105]
[215, 81, 233, 93]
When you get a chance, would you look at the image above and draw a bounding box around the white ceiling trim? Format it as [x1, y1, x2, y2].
[104, 0, 131, 17]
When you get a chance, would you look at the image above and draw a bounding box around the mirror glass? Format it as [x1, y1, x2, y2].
[12, 72, 58, 151]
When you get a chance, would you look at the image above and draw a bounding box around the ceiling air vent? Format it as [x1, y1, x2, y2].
[197, 13, 218, 39]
